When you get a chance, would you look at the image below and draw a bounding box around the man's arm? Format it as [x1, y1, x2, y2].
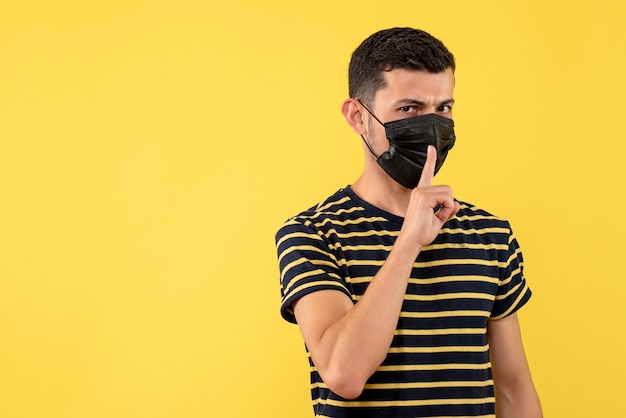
[292, 235, 426, 399]
[488, 313, 543, 418]
[292, 146, 460, 400]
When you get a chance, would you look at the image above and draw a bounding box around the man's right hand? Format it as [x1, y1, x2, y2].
[401, 145, 460, 248]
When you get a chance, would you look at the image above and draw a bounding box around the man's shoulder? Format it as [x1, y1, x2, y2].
[457, 200, 504, 220]
[452, 199, 513, 232]
[290, 187, 354, 221]
[275, 187, 357, 237]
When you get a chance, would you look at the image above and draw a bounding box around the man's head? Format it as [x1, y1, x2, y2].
[343, 28, 457, 191]
[348, 27, 455, 106]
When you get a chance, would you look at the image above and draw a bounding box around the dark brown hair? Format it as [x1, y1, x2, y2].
[348, 27, 455, 105]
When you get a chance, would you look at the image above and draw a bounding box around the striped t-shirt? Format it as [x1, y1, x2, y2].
[276, 186, 531, 418]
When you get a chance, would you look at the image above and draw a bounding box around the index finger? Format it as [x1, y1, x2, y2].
[417, 145, 437, 188]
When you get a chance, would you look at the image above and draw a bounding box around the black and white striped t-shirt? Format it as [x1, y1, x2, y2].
[276, 186, 531, 418]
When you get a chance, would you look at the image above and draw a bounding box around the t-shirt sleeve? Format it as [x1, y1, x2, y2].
[490, 224, 532, 320]
[275, 218, 352, 324]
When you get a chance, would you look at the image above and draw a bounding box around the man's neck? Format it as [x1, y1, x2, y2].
[351, 172, 412, 218]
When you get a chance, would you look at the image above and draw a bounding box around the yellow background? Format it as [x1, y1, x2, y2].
[1, 1, 625, 417]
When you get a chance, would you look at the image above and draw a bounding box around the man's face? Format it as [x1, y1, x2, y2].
[364, 68, 455, 152]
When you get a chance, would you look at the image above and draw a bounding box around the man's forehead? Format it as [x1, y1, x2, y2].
[376, 68, 455, 99]
[381, 67, 455, 82]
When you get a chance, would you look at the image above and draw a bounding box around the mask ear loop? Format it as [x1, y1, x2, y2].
[360, 133, 380, 159]
[356, 98, 385, 159]
[356, 98, 385, 126]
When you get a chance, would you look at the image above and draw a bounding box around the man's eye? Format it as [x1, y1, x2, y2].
[438, 105, 452, 113]
[399, 106, 416, 112]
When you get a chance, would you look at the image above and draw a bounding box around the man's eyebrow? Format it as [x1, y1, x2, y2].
[440, 98, 455, 106]
[392, 98, 455, 106]
[392, 99, 425, 106]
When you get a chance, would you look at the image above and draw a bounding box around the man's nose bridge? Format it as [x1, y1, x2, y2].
[417, 107, 437, 117]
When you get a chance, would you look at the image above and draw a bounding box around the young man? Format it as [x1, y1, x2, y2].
[276, 27, 542, 417]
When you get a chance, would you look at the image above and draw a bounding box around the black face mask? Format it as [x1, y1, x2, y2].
[359, 101, 456, 189]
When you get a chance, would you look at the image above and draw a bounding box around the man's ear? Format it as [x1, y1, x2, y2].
[341, 98, 367, 135]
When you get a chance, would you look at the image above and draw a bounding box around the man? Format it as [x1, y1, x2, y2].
[275, 27, 542, 417]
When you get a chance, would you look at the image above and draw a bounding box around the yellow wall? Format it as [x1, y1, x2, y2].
[1, 1, 624, 417]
